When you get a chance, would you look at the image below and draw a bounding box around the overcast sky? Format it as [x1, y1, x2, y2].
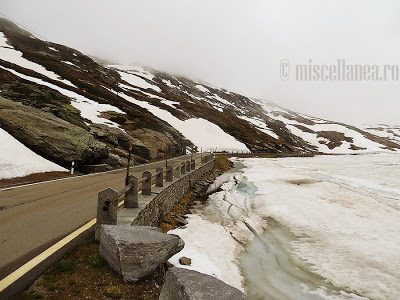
[1, 0, 399, 124]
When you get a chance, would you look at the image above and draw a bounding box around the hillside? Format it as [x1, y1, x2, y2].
[0, 18, 399, 177]
[361, 124, 400, 145]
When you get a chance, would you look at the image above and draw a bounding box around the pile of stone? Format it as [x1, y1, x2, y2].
[99, 225, 247, 299]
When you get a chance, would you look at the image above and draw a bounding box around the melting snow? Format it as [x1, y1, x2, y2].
[109, 65, 155, 80]
[117, 71, 161, 93]
[236, 155, 400, 299]
[168, 214, 244, 291]
[0, 33, 75, 87]
[118, 92, 249, 152]
[196, 84, 210, 94]
[162, 79, 175, 88]
[160, 99, 180, 108]
[207, 94, 232, 106]
[0, 66, 124, 128]
[179, 154, 400, 299]
[0, 128, 67, 180]
[62, 60, 79, 68]
[238, 115, 279, 139]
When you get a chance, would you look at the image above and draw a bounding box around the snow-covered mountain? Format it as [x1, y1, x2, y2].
[102, 63, 400, 154]
[361, 124, 400, 145]
[0, 18, 399, 177]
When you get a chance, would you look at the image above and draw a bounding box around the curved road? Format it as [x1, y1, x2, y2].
[0, 154, 202, 281]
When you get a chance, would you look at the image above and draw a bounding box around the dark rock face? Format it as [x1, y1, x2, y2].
[89, 124, 151, 159]
[159, 268, 247, 300]
[0, 82, 87, 128]
[99, 225, 184, 282]
[0, 96, 112, 168]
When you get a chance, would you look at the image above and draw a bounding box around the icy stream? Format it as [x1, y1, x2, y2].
[169, 154, 400, 299]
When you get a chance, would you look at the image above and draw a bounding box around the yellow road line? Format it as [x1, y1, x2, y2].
[0, 167, 198, 292]
[0, 218, 96, 293]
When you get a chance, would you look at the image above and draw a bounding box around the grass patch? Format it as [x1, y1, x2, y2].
[104, 285, 123, 298]
[213, 154, 234, 173]
[52, 260, 76, 274]
[15, 241, 165, 300]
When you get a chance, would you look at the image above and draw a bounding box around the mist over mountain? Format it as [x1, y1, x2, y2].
[0, 19, 399, 176]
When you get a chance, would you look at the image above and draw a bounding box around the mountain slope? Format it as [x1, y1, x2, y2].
[0, 19, 398, 177]
[106, 64, 399, 154]
[361, 124, 400, 145]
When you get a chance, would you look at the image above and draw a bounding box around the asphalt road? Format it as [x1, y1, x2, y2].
[0, 153, 202, 280]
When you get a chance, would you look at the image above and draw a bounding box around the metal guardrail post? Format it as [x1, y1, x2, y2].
[95, 188, 119, 240]
[166, 165, 173, 181]
[156, 167, 164, 187]
[186, 160, 190, 172]
[142, 171, 152, 195]
[126, 175, 138, 208]
[181, 162, 186, 174]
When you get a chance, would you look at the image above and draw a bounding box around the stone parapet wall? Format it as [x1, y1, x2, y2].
[131, 160, 214, 226]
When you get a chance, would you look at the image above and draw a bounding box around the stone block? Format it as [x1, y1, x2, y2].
[100, 225, 184, 282]
[159, 268, 246, 300]
[95, 188, 119, 240]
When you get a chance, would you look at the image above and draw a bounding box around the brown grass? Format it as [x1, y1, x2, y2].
[0, 171, 75, 188]
[13, 241, 165, 300]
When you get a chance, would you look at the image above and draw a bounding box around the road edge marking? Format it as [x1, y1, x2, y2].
[0, 154, 198, 191]
[0, 218, 96, 293]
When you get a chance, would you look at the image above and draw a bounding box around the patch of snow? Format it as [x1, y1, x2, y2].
[160, 99, 179, 108]
[168, 214, 244, 291]
[270, 113, 392, 153]
[361, 124, 400, 144]
[0, 128, 67, 180]
[238, 115, 279, 139]
[162, 79, 175, 88]
[48, 46, 58, 52]
[196, 84, 210, 94]
[0, 66, 124, 128]
[118, 92, 249, 152]
[0, 33, 75, 87]
[0, 33, 12, 48]
[117, 71, 161, 93]
[207, 94, 232, 106]
[62, 60, 79, 68]
[72, 53, 77, 56]
[109, 65, 155, 80]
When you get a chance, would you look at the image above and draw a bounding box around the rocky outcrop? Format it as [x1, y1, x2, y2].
[0, 96, 115, 169]
[99, 225, 184, 282]
[89, 124, 150, 159]
[159, 268, 247, 300]
[130, 128, 183, 159]
[0, 82, 87, 128]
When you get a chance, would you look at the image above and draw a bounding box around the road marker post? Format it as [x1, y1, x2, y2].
[125, 140, 133, 186]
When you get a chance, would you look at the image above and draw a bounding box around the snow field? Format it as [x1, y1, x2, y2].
[237, 155, 400, 299]
[168, 214, 245, 291]
[0, 128, 67, 180]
